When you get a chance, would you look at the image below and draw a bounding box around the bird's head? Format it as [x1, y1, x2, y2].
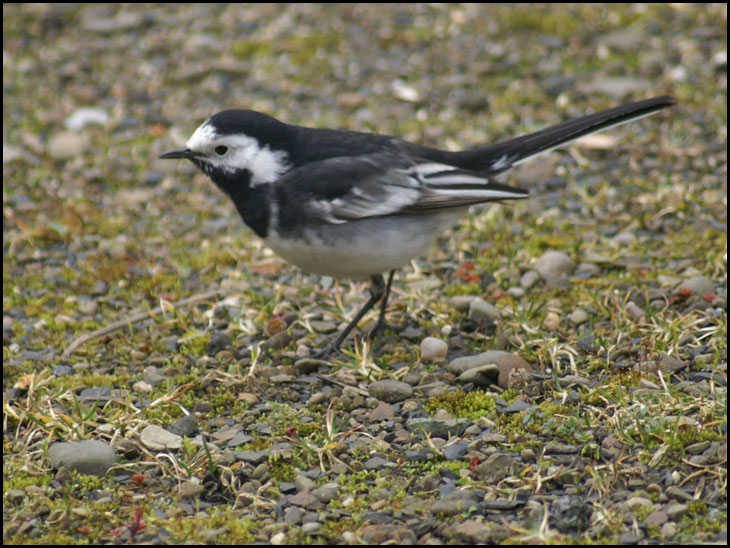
[160, 110, 293, 185]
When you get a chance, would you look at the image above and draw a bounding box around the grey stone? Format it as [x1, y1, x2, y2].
[47, 131, 90, 160]
[405, 417, 471, 438]
[534, 251, 575, 281]
[420, 336, 448, 361]
[48, 440, 117, 476]
[140, 424, 182, 450]
[448, 350, 510, 375]
[368, 379, 413, 403]
[467, 298, 500, 321]
[674, 275, 714, 296]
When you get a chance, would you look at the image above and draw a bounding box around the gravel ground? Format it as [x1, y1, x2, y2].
[3, 4, 727, 545]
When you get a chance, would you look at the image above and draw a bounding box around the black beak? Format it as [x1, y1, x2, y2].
[159, 147, 195, 160]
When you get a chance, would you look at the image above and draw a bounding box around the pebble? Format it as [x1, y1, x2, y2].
[368, 379, 413, 403]
[431, 489, 479, 516]
[405, 417, 471, 438]
[448, 295, 480, 311]
[474, 453, 515, 481]
[467, 298, 499, 321]
[674, 275, 714, 296]
[77, 298, 99, 315]
[368, 401, 395, 421]
[177, 479, 204, 498]
[311, 483, 339, 503]
[645, 510, 668, 529]
[534, 251, 575, 281]
[568, 308, 589, 325]
[167, 415, 199, 438]
[579, 76, 651, 98]
[542, 311, 561, 330]
[551, 494, 593, 533]
[664, 503, 689, 519]
[626, 301, 646, 321]
[659, 354, 687, 373]
[301, 522, 321, 535]
[611, 231, 638, 246]
[457, 363, 500, 387]
[450, 350, 533, 389]
[520, 270, 541, 289]
[207, 331, 232, 356]
[443, 440, 469, 461]
[139, 424, 183, 450]
[448, 350, 510, 375]
[420, 336, 448, 361]
[47, 440, 117, 476]
[65, 107, 109, 131]
[445, 519, 500, 544]
[47, 131, 90, 160]
[270, 532, 287, 544]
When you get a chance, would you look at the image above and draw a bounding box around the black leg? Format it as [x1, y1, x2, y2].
[312, 274, 385, 359]
[369, 269, 397, 339]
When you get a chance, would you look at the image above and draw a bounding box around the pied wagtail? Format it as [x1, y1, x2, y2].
[161, 95, 675, 357]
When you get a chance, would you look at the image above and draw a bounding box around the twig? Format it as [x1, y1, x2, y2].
[61, 290, 224, 360]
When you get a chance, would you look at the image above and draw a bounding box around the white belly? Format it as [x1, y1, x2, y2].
[264, 211, 464, 279]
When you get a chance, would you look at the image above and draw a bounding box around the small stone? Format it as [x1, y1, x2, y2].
[457, 363, 500, 387]
[47, 440, 117, 477]
[311, 483, 338, 503]
[405, 417, 471, 438]
[301, 522, 321, 535]
[659, 354, 687, 373]
[665, 503, 689, 520]
[568, 308, 589, 325]
[139, 424, 182, 451]
[167, 415, 199, 438]
[420, 336, 448, 361]
[443, 440, 469, 461]
[520, 270, 541, 289]
[270, 532, 287, 545]
[432, 490, 479, 516]
[611, 231, 638, 246]
[475, 453, 515, 481]
[626, 301, 646, 321]
[364, 456, 390, 470]
[7, 488, 27, 507]
[368, 379, 413, 403]
[674, 275, 714, 296]
[207, 331, 232, 356]
[368, 401, 395, 421]
[295, 474, 317, 492]
[660, 522, 677, 538]
[47, 131, 90, 160]
[177, 479, 204, 498]
[542, 311, 561, 330]
[448, 295, 480, 311]
[534, 251, 575, 281]
[467, 298, 499, 321]
[65, 107, 109, 131]
[448, 350, 510, 375]
[645, 510, 668, 529]
[551, 494, 593, 533]
[77, 299, 98, 315]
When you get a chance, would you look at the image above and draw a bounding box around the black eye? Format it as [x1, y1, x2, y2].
[214, 145, 228, 156]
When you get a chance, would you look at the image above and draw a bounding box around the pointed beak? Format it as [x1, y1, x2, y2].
[159, 147, 195, 160]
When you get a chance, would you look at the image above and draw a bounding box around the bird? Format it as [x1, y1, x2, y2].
[160, 95, 675, 358]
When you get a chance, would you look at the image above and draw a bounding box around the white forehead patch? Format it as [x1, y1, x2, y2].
[185, 120, 290, 185]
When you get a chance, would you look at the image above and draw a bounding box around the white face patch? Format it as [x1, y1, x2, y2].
[185, 120, 291, 185]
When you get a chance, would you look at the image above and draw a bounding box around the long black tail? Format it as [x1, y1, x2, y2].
[456, 95, 676, 174]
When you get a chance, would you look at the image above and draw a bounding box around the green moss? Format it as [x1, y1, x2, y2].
[443, 282, 483, 297]
[424, 389, 496, 420]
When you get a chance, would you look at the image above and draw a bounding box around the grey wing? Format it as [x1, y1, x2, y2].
[275, 153, 528, 226]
